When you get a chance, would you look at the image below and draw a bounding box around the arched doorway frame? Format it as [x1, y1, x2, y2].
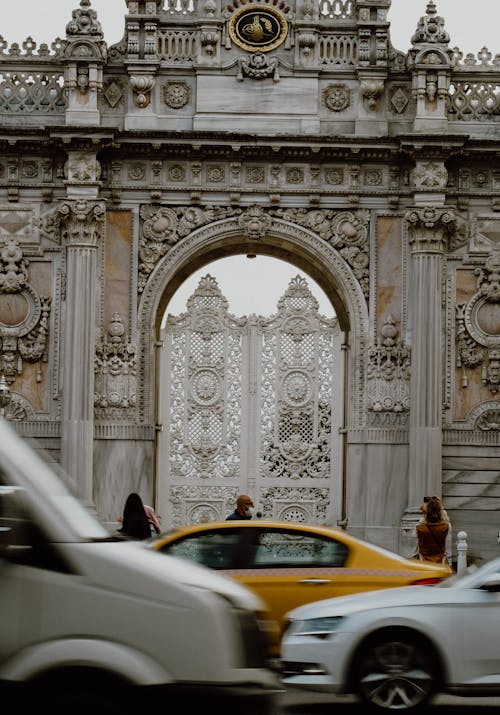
[137, 213, 369, 518]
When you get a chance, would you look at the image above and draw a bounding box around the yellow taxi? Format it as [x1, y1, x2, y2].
[150, 521, 451, 639]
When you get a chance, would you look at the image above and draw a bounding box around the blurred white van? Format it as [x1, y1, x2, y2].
[0, 419, 278, 714]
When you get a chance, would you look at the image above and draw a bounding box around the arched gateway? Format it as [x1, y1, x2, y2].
[142, 212, 369, 526]
[138, 209, 368, 527]
[1, 1, 499, 560]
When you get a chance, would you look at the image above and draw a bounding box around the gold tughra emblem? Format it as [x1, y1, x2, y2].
[229, 5, 288, 53]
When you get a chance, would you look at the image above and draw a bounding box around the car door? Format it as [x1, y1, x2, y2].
[0, 481, 48, 666]
[459, 570, 500, 684]
[231, 527, 349, 627]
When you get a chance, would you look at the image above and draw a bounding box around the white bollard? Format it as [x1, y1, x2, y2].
[456, 531, 468, 574]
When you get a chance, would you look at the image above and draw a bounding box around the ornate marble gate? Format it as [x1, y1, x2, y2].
[157, 273, 343, 528]
[2, 1, 500, 561]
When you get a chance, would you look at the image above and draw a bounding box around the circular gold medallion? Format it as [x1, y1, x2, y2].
[229, 5, 288, 53]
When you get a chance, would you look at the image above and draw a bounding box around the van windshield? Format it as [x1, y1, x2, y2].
[0, 422, 109, 541]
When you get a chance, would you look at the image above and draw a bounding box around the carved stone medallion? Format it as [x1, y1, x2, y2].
[229, 5, 288, 53]
[323, 83, 350, 112]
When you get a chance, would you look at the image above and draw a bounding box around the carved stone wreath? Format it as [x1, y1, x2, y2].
[323, 83, 350, 112]
[163, 81, 190, 109]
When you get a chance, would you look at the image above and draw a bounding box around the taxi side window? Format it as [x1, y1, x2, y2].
[163, 530, 242, 569]
[250, 530, 348, 568]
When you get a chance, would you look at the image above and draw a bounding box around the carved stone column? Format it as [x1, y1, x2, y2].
[59, 199, 105, 504]
[400, 207, 455, 554]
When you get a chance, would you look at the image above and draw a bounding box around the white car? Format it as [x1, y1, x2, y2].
[0, 419, 278, 714]
[281, 558, 500, 712]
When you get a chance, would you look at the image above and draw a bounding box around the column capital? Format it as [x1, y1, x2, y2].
[405, 206, 456, 253]
[58, 199, 106, 248]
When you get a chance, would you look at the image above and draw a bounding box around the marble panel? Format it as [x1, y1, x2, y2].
[194, 116, 320, 134]
[104, 211, 133, 328]
[454, 370, 493, 421]
[27, 260, 52, 297]
[376, 216, 403, 330]
[14, 363, 48, 413]
[455, 267, 477, 305]
[346, 443, 409, 537]
[443, 457, 500, 470]
[448, 510, 500, 565]
[196, 77, 318, 115]
[93, 439, 154, 523]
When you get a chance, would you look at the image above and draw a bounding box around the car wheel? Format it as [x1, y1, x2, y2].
[355, 636, 435, 712]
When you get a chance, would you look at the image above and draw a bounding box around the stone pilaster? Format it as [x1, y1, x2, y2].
[405, 206, 455, 504]
[59, 199, 105, 505]
[398, 206, 455, 555]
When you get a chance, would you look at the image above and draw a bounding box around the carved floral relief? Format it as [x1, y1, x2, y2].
[456, 248, 500, 395]
[367, 315, 410, 415]
[94, 313, 136, 418]
[138, 205, 370, 299]
[0, 238, 51, 390]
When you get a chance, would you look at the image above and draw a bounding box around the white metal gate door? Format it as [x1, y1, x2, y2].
[156, 274, 343, 528]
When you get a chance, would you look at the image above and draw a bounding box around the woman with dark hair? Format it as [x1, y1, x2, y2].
[119, 492, 152, 540]
[416, 496, 449, 564]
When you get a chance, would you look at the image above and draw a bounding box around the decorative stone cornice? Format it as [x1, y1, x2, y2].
[57, 199, 106, 248]
[405, 206, 456, 253]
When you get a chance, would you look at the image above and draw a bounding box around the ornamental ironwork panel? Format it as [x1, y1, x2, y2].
[158, 273, 342, 528]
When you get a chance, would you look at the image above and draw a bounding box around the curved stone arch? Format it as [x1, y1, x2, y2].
[413, 48, 452, 67]
[137, 214, 369, 428]
[64, 40, 106, 61]
[465, 400, 500, 430]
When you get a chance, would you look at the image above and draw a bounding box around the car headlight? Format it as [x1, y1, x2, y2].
[288, 616, 344, 639]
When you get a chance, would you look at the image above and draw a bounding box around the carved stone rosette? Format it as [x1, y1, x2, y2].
[0, 238, 51, 386]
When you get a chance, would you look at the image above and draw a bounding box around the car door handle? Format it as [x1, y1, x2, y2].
[298, 578, 332, 585]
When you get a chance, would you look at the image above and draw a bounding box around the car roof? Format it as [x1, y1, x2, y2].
[151, 520, 447, 573]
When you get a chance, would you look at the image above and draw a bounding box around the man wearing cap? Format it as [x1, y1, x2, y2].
[226, 494, 254, 520]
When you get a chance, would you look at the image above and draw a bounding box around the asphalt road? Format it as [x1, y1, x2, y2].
[277, 689, 500, 713]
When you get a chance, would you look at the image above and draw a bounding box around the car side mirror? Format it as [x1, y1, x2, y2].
[479, 574, 500, 592]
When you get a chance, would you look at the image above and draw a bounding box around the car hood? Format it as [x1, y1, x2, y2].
[286, 583, 474, 621]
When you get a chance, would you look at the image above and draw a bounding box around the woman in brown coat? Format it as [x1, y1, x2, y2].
[416, 496, 449, 564]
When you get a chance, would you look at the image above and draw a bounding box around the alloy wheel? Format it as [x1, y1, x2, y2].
[356, 638, 435, 711]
